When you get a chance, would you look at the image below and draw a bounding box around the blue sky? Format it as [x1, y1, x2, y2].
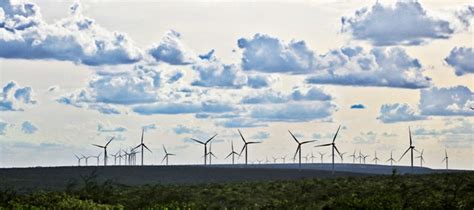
[0, 0, 472, 169]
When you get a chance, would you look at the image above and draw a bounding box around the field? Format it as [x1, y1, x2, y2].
[0, 165, 473, 209]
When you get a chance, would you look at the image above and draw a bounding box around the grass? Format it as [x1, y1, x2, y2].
[1, 170, 473, 209]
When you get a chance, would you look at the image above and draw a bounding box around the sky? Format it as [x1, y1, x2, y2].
[0, 0, 473, 169]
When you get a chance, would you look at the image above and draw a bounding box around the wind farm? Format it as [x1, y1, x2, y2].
[0, 0, 472, 208]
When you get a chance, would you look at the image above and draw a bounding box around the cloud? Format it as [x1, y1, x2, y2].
[142, 124, 157, 131]
[0, 1, 142, 65]
[191, 55, 272, 89]
[241, 87, 331, 104]
[445, 47, 474, 76]
[21, 121, 38, 134]
[306, 47, 431, 89]
[0, 81, 37, 111]
[191, 59, 247, 88]
[251, 131, 270, 140]
[97, 123, 127, 133]
[350, 104, 366, 109]
[250, 102, 335, 122]
[454, 5, 474, 29]
[353, 131, 378, 144]
[237, 33, 319, 74]
[412, 119, 473, 148]
[173, 124, 196, 134]
[377, 103, 427, 123]
[0, 119, 8, 135]
[419, 86, 474, 116]
[341, 1, 454, 46]
[216, 118, 267, 128]
[58, 65, 162, 114]
[148, 30, 194, 65]
[133, 101, 236, 115]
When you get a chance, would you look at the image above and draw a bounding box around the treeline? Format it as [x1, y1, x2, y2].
[1, 171, 473, 209]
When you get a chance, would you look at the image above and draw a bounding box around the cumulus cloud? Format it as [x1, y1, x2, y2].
[191, 55, 272, 89]
[377, 103, 427, 123]
[353, 131, 378, 144]
[238, 33, 319, 74]
[0, 81, 37, 111]
[419, 86, 474, 116]
[216, 118, 267, 128]
[142, 124, 157, 131]
[148, 30, 194, 65]
[0, 119, 8, 135]
[0, 1, 142, 65]
[21, 121, 38, 134]
[445, 47, 474, 76]
[173, 124, 197, 134]
[241, 87, 331, 104]
[133, 101, 236, 115]
[341, 1, 454, 46]
[306, 47, 431, 89]
[350, 104, 366, 109]
[58, 65, 162, 114]
[251, 131, 270, 140]
[191, 59, 247, 88]
[97, 123, 127, 133]
[250, 102, 334, 122]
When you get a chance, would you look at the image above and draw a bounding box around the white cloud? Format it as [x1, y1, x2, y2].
[148, 30, 195, 65]
[21, 121, 38, 134]
[0, 81, 37, 111]
[0, 1, 142, 65]
[419, 86, 474, 116]
[445, 47, 474, 76]
[377, 103, 427, 123]
[341, 1, 454, 46]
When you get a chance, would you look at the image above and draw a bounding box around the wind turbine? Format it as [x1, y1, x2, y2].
[416, 149, 425, 167]
[225, 140, 239, 165]
[310, 152, 316, 163]
[362, 154, 369, 164]
[117, 151, 123, 165]
[399, 127, 419, 171]
[339, 152, 347, 163]
[134, 128, 152, 166]
[442, 149, 449, 170]
[238, 130, 261, 165]
[386, 151, 396, 166]
[288, 130, 317, 168]
[207, 143, 217, 165]
[82, 155, 91, 166]
[162, 145, 175, 166]
[358, 151, 363, 164]
[314, 125, 342, 173]
[74, 155, 83, 166]
[349, 150, 357, 163]
[281, 155, 287, 163]
[92, 137, 114, 166]
[318, 152, 326, 163]
[91, 153, 101, 166]
[372, 151, 380, 164]
[191, 134, 217, 165]
[111, 151, 120, 165]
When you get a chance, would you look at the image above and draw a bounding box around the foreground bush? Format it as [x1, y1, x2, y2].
[1, 172, 473, 209]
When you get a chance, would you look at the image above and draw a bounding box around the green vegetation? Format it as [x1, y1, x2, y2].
[1, 171, 473, 209]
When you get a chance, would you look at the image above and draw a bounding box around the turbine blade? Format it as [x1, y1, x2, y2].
[238, 129, 246, 143]
[143, 144, 152, 153]
[314, 143, 332, 147]
[288, 130, 300, 144]
[206, 134, 218, 144]
[301, 140, 316, 145]
[191, 138, 205, 144]
[332, 125, 341, 143]
[239, 144, 246, 156]
[293, 146, 300, 160]
[399, 147, 410, 161]
[225, 152, 233, 159]
[409, 127, 412, 146]
[162, 145, 167, 153]
[105, 137, 114, 147]
[161, 155, 167, 163]
[247, 141, 261, 144]
[334, 145, 342, 157]
[413, 148, 421, 153]
[92, 144, 104, 148]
